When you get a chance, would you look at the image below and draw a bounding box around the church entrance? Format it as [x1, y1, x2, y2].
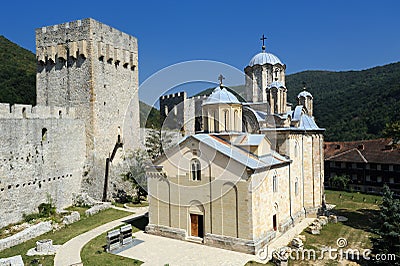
[190, 214, 204, 238]
[273, 214, 277, 231]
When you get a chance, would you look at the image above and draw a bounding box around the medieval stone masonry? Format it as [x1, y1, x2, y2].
[149, 45, 324, 254]
[0, 18, 140, 228]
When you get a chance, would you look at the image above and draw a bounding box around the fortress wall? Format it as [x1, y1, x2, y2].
[0, 117, 85, 228]
[0, 104, 76, 119]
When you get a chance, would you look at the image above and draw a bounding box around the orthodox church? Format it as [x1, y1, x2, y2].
[146, 40, 325, 254]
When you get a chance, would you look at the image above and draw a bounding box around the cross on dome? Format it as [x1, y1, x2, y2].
[260, 34, 267, 51]
[218, 74, 225, 86]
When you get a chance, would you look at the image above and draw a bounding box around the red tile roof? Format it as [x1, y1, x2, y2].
[324, 138, 400, 165]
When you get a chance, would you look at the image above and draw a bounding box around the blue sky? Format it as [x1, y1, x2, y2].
[1, 0, 399, 89]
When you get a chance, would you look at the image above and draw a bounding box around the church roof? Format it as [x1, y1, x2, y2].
[185, 134, 290, 170]
[202, 86, 240, 106]
[248, 51, 283, 67]
[297, 90, 313, 99]
[324, 138, 400, 165]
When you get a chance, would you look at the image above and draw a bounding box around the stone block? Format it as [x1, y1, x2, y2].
[290, 237, 303, 249]
[318, 215, 328, 226]
[0, 221, 52, 252]
[85, 203, 111, 216]
[0, 255, 24, 266]
[329, 215, 338, 224]
[62, 211, 80, 225]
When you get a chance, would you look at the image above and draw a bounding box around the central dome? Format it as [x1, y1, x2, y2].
[248, 52, 282, 67]
[203, 86, 240, 106]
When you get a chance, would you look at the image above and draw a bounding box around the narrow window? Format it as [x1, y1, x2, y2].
[294, 142, 298, 157]
[22, 107, 27, 119]
[191, 159, 201, 181]
[213, 110, 218, 132]
[234, 110, 238, 131]
[42, 128, 48, 141]
[224, 110, 228, 131]
[273, 174, 278, 192]
[295, 178, 299, 195]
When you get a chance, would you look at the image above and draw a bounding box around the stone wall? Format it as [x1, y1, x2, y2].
[0, 116, 85, 228]
[0, 221, 52, 251]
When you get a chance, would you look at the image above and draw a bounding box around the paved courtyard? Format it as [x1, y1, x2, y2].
[117, 231, 256, 266]
[117, 217, 314, 266]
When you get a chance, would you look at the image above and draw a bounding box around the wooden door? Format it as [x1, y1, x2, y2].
[190, 214, 198, 237]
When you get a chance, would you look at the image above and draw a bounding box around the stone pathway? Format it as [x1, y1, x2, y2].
[54, 206, 148, 266]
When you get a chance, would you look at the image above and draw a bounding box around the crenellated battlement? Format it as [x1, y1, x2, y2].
[0, 103, 76, 119]
[160, 91, 187, 100]
[189, 94, 208, 101]
[36, 18, 137, 69]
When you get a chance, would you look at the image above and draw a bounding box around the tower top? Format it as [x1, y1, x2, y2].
[260, 34, 267, 52]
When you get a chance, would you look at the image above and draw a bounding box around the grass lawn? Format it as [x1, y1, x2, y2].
[81, 216, 148, 265]
[0, 208, 131, 266]
[291, 189, 381, 265]
[246, 189, 382, 266]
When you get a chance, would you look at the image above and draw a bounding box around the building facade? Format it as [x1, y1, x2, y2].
[324, 139, 400, 195]
[147, 45, 325, 254]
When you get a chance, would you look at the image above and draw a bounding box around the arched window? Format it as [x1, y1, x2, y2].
[191, 159, 201, 181]
[223, 110, 229, 131]
[22, 107, 26, 119]
[164, 105, 168, 115]
[295, 177, 299, 195]
[273, 173, 278, 192]
[213, 110, 218, 132]
[234, 110, 238, 131]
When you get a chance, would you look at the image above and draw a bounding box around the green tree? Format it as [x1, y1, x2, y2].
[123, 149, 149, 203]
[371, 185, 400, 264]
[383, 121, 400, 143]
[329, 175, 350, 190]
[145, 129, 172, 161]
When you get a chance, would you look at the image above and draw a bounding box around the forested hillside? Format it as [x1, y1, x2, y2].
[285, 64, 400, 141]
[0, 36, 36, 105]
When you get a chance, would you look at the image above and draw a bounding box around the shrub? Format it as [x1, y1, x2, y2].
[38, 202, 56, 218]
[23, 213, 40, 222]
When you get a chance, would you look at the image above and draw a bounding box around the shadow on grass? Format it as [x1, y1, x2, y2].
[125, 216, 149, 232]
[334, 208, 380, 233]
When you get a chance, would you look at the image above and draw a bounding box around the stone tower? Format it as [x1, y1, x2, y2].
[244, 44, 286, 114]
[35, 18, 140, 199]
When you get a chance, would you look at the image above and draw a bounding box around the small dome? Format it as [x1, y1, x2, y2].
[268, 81, 286, 89]
[248, 52, 283, 67]
[297, 90, 313, 99]
[203, 86, 240, 106]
